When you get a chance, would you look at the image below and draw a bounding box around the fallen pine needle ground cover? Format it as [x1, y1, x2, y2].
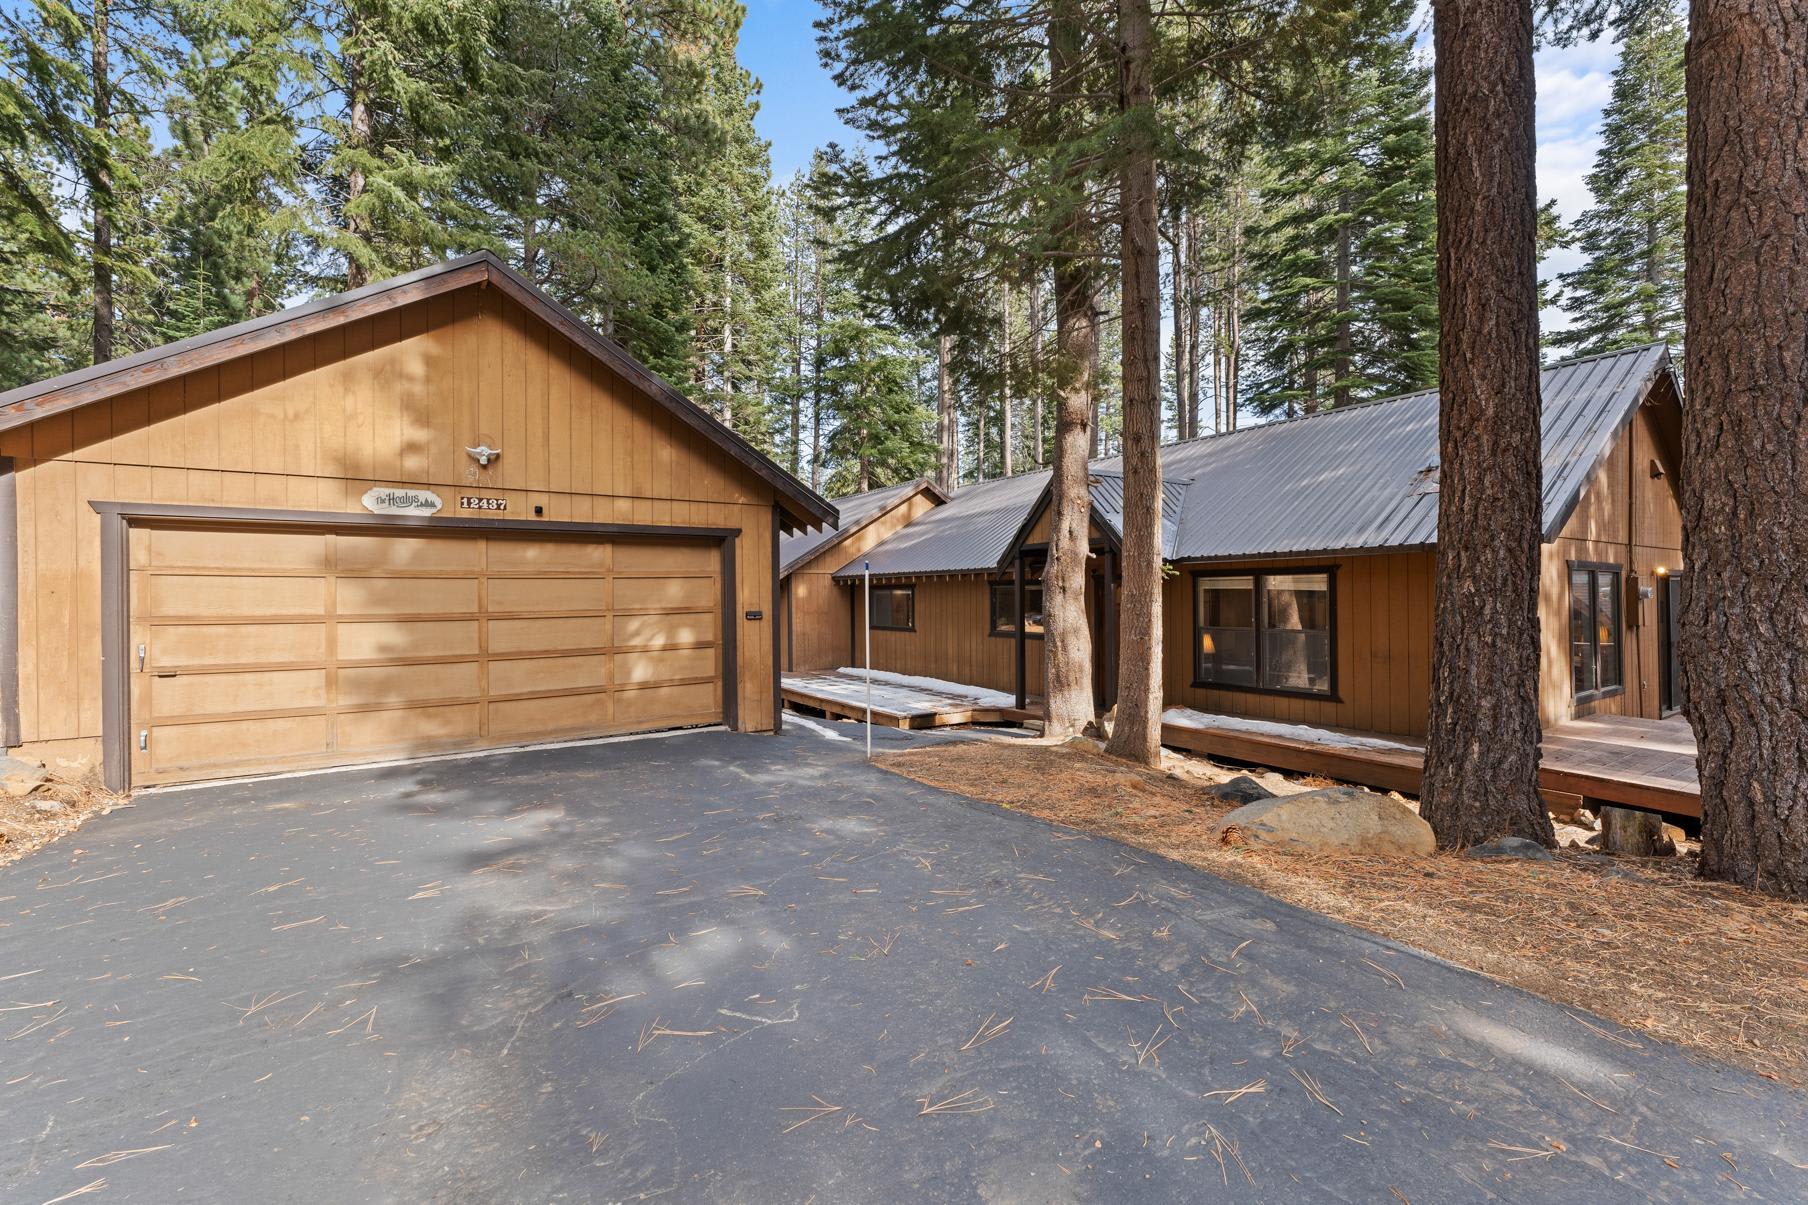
[877, 738, 1808, 1087]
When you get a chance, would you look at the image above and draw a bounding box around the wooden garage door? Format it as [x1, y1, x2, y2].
[128, 523, 723, 785]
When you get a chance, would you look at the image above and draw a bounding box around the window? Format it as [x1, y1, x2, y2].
[1193, 571, 1333, 696]
[869, 585, 915, 631]
[1570, 564, 1622, 700]
[989, 582, 1045, 637]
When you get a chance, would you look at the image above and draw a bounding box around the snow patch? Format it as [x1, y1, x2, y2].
[788, 714, 854, 743]
[833, 668, 1016, 710]
[1161, 707, 1420, 754]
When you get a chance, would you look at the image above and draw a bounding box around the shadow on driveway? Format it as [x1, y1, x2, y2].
[1, 726, 1802, 1202]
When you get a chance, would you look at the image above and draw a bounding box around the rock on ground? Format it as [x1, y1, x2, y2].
[1208, 786, 1436, 857]
[1199, 775, 1275, 807]
[0, 756, 47, 798]
[1464, 836, 1555, 861]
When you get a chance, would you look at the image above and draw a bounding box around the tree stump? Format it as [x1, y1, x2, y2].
[1599, 806, 1674, 856]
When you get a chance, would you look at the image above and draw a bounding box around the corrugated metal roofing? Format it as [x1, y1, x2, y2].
[838, 343, 1672, 577]
[1088, 472, 1192, 559]
[778, 478, 941, 574]
[833, 470, 1049, 579]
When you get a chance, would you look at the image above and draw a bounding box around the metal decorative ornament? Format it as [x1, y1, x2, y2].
[466, 444, 502, 467]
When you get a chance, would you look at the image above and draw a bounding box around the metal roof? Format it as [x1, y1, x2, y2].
[1086, 472, 1192, 559]
[837, 343, 1673, 577]
[779, 478, 945, 574]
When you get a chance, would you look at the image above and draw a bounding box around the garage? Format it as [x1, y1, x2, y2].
[0, 252, 834, 790]
[126, 521, 727, 784]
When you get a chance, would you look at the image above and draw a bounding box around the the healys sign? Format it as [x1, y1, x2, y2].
[361, 487, 443, 516]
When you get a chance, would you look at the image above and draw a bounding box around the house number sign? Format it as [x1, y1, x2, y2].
[362, 487, 443, 515]
[460, 495, 508, 512]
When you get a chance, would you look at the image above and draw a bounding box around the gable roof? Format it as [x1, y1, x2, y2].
[779, 478, 948, 575]
[0, 251, 835, 530]
[837, 343, 1675, 579]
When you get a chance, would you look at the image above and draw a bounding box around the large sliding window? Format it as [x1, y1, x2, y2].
[869, 585, 916, 632]
[989, 581, 1045, 637]
[1570, 563, 1622, 700]
[1193, 570, 1334, 696]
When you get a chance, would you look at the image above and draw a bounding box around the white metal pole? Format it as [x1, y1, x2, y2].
[871, 557, 878, 756]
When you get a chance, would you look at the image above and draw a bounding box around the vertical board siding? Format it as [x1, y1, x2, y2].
[851, 575, 1046, 699]
[783, 491, 941, 671]
[7, 286, 783, 769]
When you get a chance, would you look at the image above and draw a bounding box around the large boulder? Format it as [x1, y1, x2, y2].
[1209, 786, 1435, 857]
[0, 755, 46, 798]
[1200, 775, 1276, 807]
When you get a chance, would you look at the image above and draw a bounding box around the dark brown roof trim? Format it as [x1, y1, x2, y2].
[0, 252, 835, 530]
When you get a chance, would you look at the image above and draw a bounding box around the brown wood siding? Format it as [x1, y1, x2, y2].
[783, 490, 939, 671]
[3, 285, 781, 774]
[851, 575, 1046, 698]
[1538, 401, 1684, 726]
[1164, 553, 1435, 739]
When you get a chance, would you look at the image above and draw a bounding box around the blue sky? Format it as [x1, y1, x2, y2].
[738, 4, 1625, 333]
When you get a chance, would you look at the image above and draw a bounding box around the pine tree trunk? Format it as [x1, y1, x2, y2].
[1105, 0, 1162, 766]
[344, 44, 371, 290]
[90, 0, 113, 364]
[936, 334, 956, 492]
[811, 250, 824, 490]
[1185, 208, 1202, 437]
[1043, 0, 1097, 741]
[1684, 0, 1808, 898]
[1419, 0, 1553, 850]
[1333, 206, 1352, 409]
[1167, 204, 1189, 441]
[1001, 284, 1014, 478]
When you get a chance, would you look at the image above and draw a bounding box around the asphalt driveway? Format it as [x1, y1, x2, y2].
[2, 725, 1803, 1202]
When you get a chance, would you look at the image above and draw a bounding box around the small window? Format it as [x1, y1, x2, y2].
[1570, 564, 1622, 700]
[989, 582, 1045, 637]
[1194, 570, 1333, 696]
[869, 585, 915, 631]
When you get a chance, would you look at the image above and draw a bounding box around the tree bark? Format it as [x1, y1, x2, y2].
[1166, 199, 1190, 441]
[811, 246, 824, 490]
[936, 333, 956, 492]
[1105, 0, 1162, 767]
[1419, 0, 1554, 850]
[90, 0, 113, 364]
[1029, 271, 1045, 464]
[1684, 0, 1808, 897]
[1000, 283, 1014, 478]
[1043, 0, 1097, 741]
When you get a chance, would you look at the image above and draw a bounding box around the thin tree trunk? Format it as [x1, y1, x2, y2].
[1333, 204, 1353, 409]
[1001, 283, 1014, 477]
[811, 245, 824, 490]
[1029, 271, 1045, 464]
[344, 28, 371, 290]
[1185, 207, 1201, 438]
[936, 334, 956, 492]
[1684, 0, 1808, 897]
[1043, 0, 1097, 741]
[1105, 0, 1162, 767]
[976, 386, 987, 482]
[1167, 201, 1189, 441]
[1419, 0, 1553, 849]
[90, 0, 113, 363]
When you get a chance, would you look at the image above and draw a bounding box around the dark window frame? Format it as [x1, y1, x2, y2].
[867, 583, 916, 632]
[1189, 566, 1339, 701]
[988, 580, 1046, 639]
[1568, 560, 1625, 703]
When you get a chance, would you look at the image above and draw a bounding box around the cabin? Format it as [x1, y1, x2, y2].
[778, 477, 947, 672]
[822, 344, 1685, 755]
[0, 252, 834, 791]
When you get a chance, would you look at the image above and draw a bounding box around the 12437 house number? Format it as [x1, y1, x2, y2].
[459, 495, 508, 512]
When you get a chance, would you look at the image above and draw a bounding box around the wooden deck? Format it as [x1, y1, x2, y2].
[1160, 713, 1701, 820]
[781, 672, 1020, 730]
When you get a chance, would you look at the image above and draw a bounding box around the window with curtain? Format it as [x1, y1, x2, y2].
[1569, 564, 1622, 699]
[869, 585, 915, 631]
[1194, 571, 1332, 695]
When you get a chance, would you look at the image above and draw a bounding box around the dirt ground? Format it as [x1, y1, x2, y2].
[0, 776, 123, 868]
[879, 737, 1808, 1087]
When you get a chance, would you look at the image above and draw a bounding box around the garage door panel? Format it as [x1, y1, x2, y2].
[337, 661, 480, 706]
[616, 681, 717, 726]
[614, 646, 715, 686]
[489, 692, 612, 737]
[337, 703, 481, 751]
[337, 533, 483, 572]
[148, 526, 327, 571]
[615, 612, 715, 648]
[489, 654, 608, 696]
[488, 615, 610, 654]
[486, 576, 608, 614]
[486, 539, 611, 572]
[149, 623, 326, 669]
[337, 619, 479, 661]
[614, 575, 715, 611]
[614, 541, 714, 572]
[151, 668, 327, 717]
[146, 573, 326, 617]
[148, 714, 330, 773]
[337, 576, 479, 615]
[133, 525, 723, 785]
